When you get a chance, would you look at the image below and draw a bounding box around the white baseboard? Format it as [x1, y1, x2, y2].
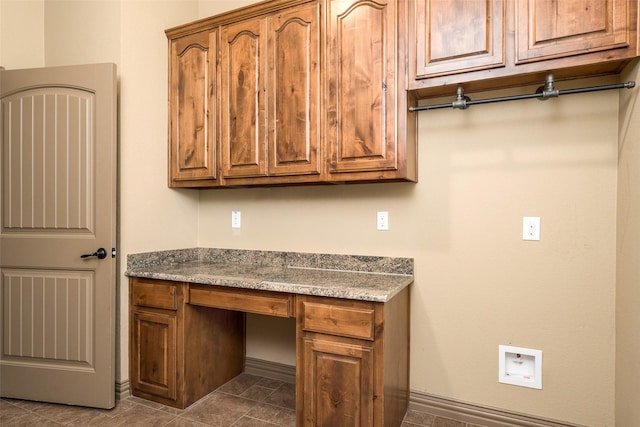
[243, 358, 585, 427]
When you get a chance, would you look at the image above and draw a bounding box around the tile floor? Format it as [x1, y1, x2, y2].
[1, 373, 482, 426]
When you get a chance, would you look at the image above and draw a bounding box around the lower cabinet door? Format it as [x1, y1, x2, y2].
[302, 335, 374, 427]
[131, 309, 177, 401]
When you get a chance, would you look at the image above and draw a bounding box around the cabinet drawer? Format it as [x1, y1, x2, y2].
[302, 301, 375, 340]
[132, 280, 177, 310]
[189, 286, 294, 318]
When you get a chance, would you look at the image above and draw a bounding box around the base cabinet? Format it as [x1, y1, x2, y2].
[130, 277, 410, 425]
[297, 291, 409, 427]
[129, 278, 245, 409]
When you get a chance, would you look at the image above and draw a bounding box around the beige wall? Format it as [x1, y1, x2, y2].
[2, 1, 638, 426]
[0, 0, 45, 68]
[616, 59, 640, 426]
[197, 79, 620, 425]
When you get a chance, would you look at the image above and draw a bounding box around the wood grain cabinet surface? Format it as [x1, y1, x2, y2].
[408, 0, 639, 98]
[166, 0, 416, 188]
[296, 292, 409, 427]
[410, 0, 506, 79]
[326, 0, 415, 183]
[129, 277, 410, 425]
[129, 278, 245, 409]
[220, 2, 322, 185]
[168, 30, 218, 187]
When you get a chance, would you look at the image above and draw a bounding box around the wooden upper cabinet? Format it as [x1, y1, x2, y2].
[516, 0, 632, 63]
[220, 17, 268, 179]
[167, 0, 417, 187]
[412, 0, 505, 79]
[168, 30, 217, 187]
[408, 0, 639, 98]
[327, 0, 406, 180]
[268, 3, 322, 177]
[220, 3, 322, 183]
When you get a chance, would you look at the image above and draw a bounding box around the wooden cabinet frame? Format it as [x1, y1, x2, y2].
[407, 0, 639, 98]
[166, 0, 417, 188]
[129, 277, 410, 426]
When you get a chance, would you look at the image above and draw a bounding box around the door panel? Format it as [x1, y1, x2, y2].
[2, 269, 94, 365]
[221, 18, 268, 179]
[412, 0, 505, 78]
[268, 3, 322, 177]
[3, 88, 93, 232]
[516, 0, 631, 63]
[327, 0, 397, 174]
[302, 336, 373, 426]
[169, 31, 217, 184]
[0, 63, 117, 409]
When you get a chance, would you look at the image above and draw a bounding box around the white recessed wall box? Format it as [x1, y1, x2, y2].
[498, 345, 542, 389]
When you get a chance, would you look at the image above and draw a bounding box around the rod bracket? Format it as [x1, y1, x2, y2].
[536, 74, 559, 100]
[452, 87, 471, 110]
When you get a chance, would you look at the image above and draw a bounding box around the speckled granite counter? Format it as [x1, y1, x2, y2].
[125, 248, 413, 302]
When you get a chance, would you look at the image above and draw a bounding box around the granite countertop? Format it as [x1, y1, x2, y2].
[125, 248, 413, 302]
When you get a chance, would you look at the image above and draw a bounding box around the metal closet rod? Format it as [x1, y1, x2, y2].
[408, 74, 636, 112]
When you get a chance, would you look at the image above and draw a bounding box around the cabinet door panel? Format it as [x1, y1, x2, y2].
[221, 18, 268, 178]
[303, 337, 373, 427]
[327, 0, 397, 174]
[169, 31, 216, 184]
[131, 310, 177, 401]
[413, 0, 505, 78]
[268, 3, 322, 176]
[517, 0, 631, 63]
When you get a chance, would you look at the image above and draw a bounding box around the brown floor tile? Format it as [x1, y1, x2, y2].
[217, 373, 263, 396]
[0, 374, 481, 427]
[262, 383, 295, 410]
[182, 392, 257, 425]
[240, 385, 277, 402]
[247, 402, 296, 427]
[403, 408, 436, 426]
[164, 416, 212, 427]
[433, 416, 467, 427]
[230, 416, 280, 426]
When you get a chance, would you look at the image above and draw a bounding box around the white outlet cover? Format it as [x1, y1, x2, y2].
[499, 345, 542, 389]
[231, 211, 241, 229]
[522, 216, 541, 241]
[377, 211, 389, 230]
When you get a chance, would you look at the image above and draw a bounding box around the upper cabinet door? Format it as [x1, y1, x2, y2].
[221, 17, 268, 179]
[327, 0, 398, 175]
[412, 0, 505, 79]
[268, 3, 322, 177]
[168, 31, 217, 185]
[516, 0, 632, 63]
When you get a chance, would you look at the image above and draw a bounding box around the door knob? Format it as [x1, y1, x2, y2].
[80, 248, 107, 259]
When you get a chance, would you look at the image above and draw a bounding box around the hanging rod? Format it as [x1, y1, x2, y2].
[408, 74, 636, 112]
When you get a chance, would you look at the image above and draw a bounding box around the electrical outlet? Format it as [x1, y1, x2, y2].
[522, 216, 540, 241]
[377, 211, 389, 231]
[231, 211, 241, 229]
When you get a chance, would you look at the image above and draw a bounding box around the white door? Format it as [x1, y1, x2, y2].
[0, 63, 117, 409]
